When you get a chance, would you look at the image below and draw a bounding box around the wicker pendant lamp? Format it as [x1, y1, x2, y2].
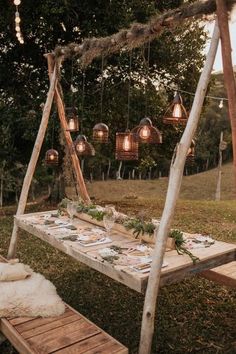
[93, 56, 109, 143]
[65, 107, 79, 132]
[65, 61, 79, 133]
[132, 43, 162, 144]
[163, 92, 188, 125]
[45, 113, 59, 166]
[73, 74, 95, 157]
[115, 52, 139, 161]
[45, 149, 59, 165]
[74, 134, 95, 156]
[132, 117, 162, 144]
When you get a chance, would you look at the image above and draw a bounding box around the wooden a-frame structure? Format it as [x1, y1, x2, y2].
[7, 0, 236, 353]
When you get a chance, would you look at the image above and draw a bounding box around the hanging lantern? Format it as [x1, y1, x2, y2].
[115, 131, 139, 161]
[65, 107, 79, 132]
[45, 149, 59, 166]
[93, 123, 109, 143]
[74, 135, 95, 156]
[132, 117, 162, 144]
[163, 92, 188, 125]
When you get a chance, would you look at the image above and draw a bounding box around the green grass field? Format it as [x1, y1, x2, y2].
[0, 163, 235, 353]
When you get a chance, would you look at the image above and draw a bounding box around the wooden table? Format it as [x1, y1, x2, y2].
[15, 211, 236, 293]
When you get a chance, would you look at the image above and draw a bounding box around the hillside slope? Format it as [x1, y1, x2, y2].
[85, 162, 234, 201]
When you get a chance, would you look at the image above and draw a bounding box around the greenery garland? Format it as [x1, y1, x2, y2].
[58, 199, 199, 264]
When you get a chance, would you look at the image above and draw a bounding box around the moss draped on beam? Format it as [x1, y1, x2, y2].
[54, 0, 236, 67]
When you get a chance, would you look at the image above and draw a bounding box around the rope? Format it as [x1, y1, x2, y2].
[81, 72, 85, 133]
[145, 41, 151, 117]
[127, 51, 132, 130]
[100, 55, 105, 120]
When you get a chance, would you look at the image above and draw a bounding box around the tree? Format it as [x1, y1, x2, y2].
[0, 0, 207, 191]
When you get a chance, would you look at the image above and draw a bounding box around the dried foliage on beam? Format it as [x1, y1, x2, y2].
[54, 0, 236, 67]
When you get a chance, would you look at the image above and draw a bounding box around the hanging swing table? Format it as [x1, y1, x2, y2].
[14, 210, 236, 294]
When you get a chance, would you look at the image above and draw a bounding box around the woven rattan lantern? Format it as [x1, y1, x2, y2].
[74, 134, 95, 156]
[132, 117, 162, 144]
[115, 131, 138, 161]
[163, 92, 188, 125]
[65, 107, 79, 132]
[93, 123, 109, 143]
[45, 149, 59, 166]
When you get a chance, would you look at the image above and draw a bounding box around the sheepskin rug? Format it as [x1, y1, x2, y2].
[0, 270, 65, 318]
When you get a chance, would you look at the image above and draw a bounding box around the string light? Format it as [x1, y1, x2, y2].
[163, 84, 228, 104]
[14, 1, 24, 44]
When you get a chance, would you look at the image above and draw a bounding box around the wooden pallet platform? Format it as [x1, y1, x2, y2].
[15, 211, 236, 293]
[0, 256, 128, 354]
[201, 261, 236, 288]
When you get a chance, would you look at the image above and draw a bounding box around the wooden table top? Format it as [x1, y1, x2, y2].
[15, 211, 236, 293]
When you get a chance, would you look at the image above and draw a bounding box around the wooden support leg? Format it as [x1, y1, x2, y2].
[216, 0, 236, 193]
[7, 62, 59, 259]
[138, 23, 220, 354]
[46, 54, 90, 204]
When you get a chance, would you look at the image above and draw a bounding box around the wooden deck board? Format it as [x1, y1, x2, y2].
[201, 261, 236, 288]
[15, 211, 236, 293]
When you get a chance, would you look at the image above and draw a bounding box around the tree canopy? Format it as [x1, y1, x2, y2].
[0, 0, 232, 202]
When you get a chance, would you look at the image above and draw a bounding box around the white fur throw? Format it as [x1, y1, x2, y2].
[0, 261, 32, 281]
[0, 271, 65, 318]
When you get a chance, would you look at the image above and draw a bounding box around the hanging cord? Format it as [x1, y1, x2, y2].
[70, 59, 75, 106]
[81, 71, 86, 133]
[145, 41, 151, 117]
[51, 112, 55, 149]
[100, 55, 105, 120]
[126, 51, 132, 130]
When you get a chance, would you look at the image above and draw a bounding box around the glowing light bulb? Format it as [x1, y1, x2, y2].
[139, 125, 150, 140]
[14, 0, 21, 5]
[97, 130, 104, 138]
[76, 142, 85, 153]
[219, 100, 223, 109]
[122, 136, 131, 151]
[68, 119, 76, 131]
[172, 103, 182, 118]
[15, 16, 21, 24]
[16, 32, 21, 38]
[49, 154, 55, 161]
[15, 25, 20, 32]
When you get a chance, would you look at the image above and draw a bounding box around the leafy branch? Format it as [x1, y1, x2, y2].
[169, 229, 199, 265]
[123, 218, 155, 238]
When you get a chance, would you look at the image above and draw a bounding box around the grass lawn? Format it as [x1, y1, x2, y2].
[0, 163, 236, 353]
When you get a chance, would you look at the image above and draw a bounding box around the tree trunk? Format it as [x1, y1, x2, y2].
[7, 59, 59, 259]
[107, 159, 111, 179]
[215, 131, 223, 200]
[0, 173, 3, 208]
[139, 23, 219, 354]
[116, 161, 122, 180]
[216, 0, 236, 193]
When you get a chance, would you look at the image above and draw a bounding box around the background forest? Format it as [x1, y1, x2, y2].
[0, 0, 233, 205]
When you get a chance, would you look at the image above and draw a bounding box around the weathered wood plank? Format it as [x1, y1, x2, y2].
[53, 333, 110, 354]
[0, 318, 35, 354]
[28, 321, 100, 353]
[82, 340, 128, 354]
[21, 314, 80, 339]
[200, 261, 236, 288]
[15, 308, 75, 334]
